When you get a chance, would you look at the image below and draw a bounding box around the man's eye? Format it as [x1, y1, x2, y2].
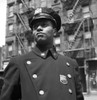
[33, 24, 38, 29]
[41, 23, 47, 27]
[33, 22, 48, 29]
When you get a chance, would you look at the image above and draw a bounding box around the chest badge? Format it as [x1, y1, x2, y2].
[60, 75, 68, 84]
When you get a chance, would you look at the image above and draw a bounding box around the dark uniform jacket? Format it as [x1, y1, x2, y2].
[0, 46, 84, 100]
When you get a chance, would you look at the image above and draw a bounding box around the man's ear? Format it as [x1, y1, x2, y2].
[53, 28, 57, 36]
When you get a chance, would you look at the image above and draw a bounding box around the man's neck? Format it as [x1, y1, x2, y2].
[36, 44, 53, 52]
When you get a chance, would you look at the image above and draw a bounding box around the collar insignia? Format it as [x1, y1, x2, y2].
[60, 74, 68, 84]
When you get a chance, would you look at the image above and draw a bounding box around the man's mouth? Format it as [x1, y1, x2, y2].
[36, 33, 45, 38]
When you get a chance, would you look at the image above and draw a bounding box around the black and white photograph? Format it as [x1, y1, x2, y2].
[0, 0, 97, 100]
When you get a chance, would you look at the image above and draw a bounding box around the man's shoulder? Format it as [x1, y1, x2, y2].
[58, 53, 73, 60]
[58, 53, 77, 65]
[10, 51, 34, 62]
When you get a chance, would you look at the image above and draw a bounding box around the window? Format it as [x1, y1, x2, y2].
[19, 3, 23, 13]
[84, 32, 91, 39]
[54, 0, 59, 3]
[54, 37, 61, 45]
[18, 23, 22, 32]
[91, 3, 97, 18]
[83, 13, 91, 18]
[82, 6, 90, 13]
[18, 23, 24, 33]
[18, 45, 22, 55]
[67, 9, 74, 23]
[93, 18, 97, 30]
[56, 44, 60, 51]
[29, 0, 35, 8]
[3, 62, 9, 70]
[41, 0, 47, 7]
[52, 0, 60, 6]
[8, 24, 14, 33]
[9, 5, 14, 17]
[82, 18, 94, 32]
[8, 44, 13, 56]
[68, 35, 75, 42]
[8, 0, 14, 3]
[82, 6, 91, 18]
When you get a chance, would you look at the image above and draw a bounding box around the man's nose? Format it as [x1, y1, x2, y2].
[37, 25, 43, 31]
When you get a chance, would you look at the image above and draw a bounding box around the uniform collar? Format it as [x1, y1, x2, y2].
[32, 46, 58, 59]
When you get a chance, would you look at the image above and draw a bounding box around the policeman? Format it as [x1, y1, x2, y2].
[0, 7, 84, 100]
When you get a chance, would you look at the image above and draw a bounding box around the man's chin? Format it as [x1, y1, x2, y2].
[36, 37, 46, 42]
[36, 39, 48, 45]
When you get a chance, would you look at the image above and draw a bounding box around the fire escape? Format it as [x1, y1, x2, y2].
[62, 0, 94, 59]
[14, 0, 32, 54]
[61, 0, 95, 93]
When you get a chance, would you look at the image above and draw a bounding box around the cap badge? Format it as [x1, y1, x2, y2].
[60, 75, 68, 84]
[35, 8, 42, 15]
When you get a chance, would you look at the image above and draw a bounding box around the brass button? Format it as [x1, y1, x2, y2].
[68, 89, 72, 94]
[39, 90, 44, 95]
[41, 53, 45, 57]
[67, 74, 72, 78]
[32, 74, 37, 79]
[27, 61, 31, 65]
[66, 62, 70, 67]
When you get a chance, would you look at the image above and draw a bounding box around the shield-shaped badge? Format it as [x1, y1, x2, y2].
[60, 74, 68, 84]
[35, 8, 42, 15]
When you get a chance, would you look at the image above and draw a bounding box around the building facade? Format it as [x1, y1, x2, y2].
[0, 46, 5, 94]
[0, 47, 2, 70]
[0, 46, 6, 70]
[4, 0, 97, 93]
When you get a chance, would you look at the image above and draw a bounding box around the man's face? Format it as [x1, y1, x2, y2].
[32, 19, 56, 45]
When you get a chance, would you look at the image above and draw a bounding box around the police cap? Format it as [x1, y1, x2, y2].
[28, 7, 61, 31]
